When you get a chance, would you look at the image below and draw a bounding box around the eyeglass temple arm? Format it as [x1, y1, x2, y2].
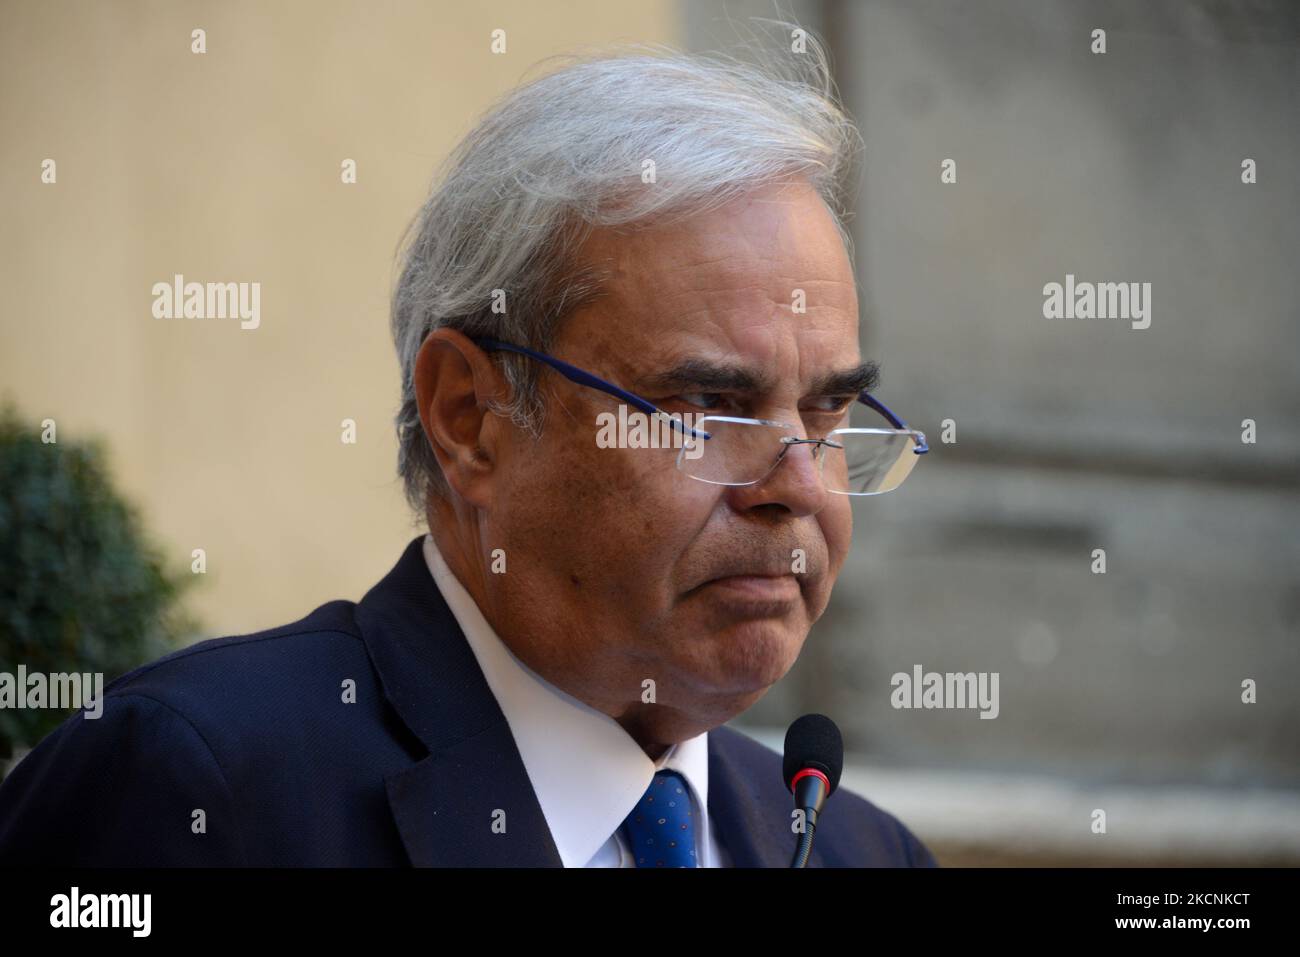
[859, 392, 929, 454]
[470, 337, 706, 439]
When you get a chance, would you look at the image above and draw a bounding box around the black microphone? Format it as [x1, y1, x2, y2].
[783, 713, 843, 868]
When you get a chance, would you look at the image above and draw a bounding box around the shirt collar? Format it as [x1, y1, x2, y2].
[421, 533, 711, 868]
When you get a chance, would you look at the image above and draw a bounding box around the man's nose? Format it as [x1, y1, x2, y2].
[725, 438, 830, 517]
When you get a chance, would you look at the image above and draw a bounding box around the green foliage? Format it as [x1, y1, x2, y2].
[0, 404, 199, 759]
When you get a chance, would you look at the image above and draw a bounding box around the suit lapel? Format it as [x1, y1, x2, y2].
[356, 536, 561, 867]
[707, 728, 801, 868]
[384, 724, 561, 867]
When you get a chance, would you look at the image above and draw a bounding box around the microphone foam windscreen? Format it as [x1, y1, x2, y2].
[783, 713, 844, 794]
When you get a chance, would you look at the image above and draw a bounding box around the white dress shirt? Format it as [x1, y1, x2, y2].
[422, 534, 731, 867]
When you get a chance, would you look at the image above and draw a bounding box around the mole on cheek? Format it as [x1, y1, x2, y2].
[570, 574, 582, 588]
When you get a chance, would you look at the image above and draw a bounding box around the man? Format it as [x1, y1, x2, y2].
[0, 42, 935, 867]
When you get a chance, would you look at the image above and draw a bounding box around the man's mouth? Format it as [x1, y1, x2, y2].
[702, 573, 802, 602]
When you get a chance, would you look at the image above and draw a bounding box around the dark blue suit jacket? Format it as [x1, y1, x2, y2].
[0, 536, 937, 867]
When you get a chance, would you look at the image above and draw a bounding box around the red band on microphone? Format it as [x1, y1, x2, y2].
[791, 767, 830, 792]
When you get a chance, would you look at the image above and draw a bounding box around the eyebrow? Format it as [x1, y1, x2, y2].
[636, 357, 881, 397]
[814, 361, 881, 397]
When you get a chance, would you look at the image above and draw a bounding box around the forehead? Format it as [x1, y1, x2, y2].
[559, 179, 860, 386]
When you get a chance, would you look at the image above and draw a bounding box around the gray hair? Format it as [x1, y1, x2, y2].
[390, 26, 862, 516]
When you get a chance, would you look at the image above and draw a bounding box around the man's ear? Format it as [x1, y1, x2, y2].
[413, 328, 506, 507]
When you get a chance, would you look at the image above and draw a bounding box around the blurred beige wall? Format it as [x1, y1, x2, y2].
[0, 0, 680, 638]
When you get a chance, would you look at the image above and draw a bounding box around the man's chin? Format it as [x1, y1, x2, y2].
[676, 617, 807, 698]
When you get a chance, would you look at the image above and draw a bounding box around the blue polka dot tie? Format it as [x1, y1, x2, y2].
[621, 769, 698, 867]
